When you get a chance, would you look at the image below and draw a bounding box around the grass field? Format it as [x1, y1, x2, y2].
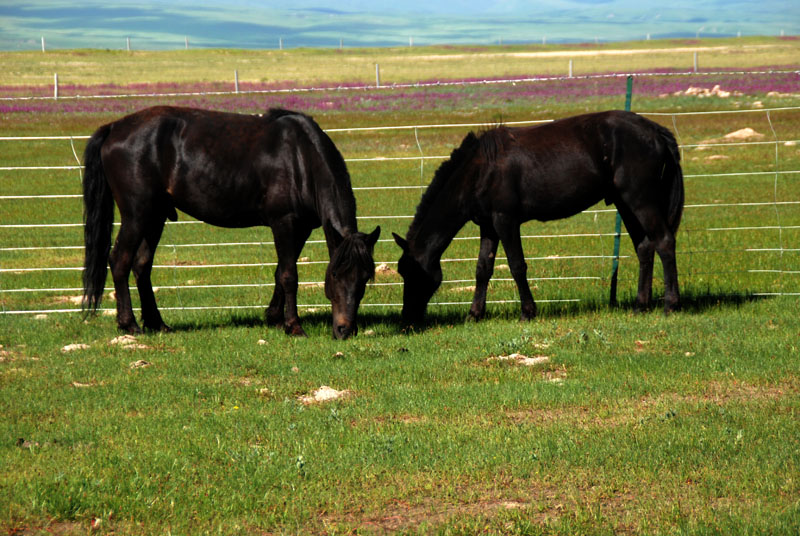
[1, 38, 799, 535]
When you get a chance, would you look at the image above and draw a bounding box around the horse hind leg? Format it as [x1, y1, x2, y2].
[655, 231, 680, 313]
[133, 218, 170, 332]
[109, 222, 145, 334]
[634, 237, 656, 312]
[467, 224, 499, 322]
[616, 204, 656, 312]
[618, 202, 679, 313]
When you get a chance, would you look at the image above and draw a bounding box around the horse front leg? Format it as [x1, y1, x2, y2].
[467, 224, 499, 322]
[270, 221, 310, 337]
[265, 269, 285, 326]
[494, 214, 536, 320]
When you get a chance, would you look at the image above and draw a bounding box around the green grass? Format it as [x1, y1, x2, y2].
[2, 299, 799, 534]
[1, 39, 800, 534]
[1, 36, 799, 88]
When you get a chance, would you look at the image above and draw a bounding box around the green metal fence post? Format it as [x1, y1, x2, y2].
[609, 75, 634, 306]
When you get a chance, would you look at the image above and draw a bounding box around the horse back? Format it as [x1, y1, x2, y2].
[484, 111, 675, 222]
[99, 106, 335, 228]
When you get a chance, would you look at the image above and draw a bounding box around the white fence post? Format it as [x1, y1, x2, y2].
[185, 36, 189, 49]
[234, 70, 239, 93]
[693, 51, 698, 73]
[53, 73, 58, 100]
[126, 37, 131, 52]
[569, 60, 573, 78]
[41, 36, 46, 53]
[375, 64, 380, 88]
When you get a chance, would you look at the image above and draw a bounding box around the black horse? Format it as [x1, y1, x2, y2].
[393, 110, 684, 325]
[82, 106, 380, 339]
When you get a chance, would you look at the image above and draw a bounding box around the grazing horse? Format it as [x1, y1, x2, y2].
[393, 110, 684, 326]
[82, 106, 380, 339]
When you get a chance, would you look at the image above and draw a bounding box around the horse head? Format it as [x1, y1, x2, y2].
[393, 233, 442, 328]
[325, 226, 381, 339]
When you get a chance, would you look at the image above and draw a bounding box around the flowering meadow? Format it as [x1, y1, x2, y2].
[1, 68, 798, 117]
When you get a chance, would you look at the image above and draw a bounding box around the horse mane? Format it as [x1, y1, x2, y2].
[265, 107, 357, 225]
[264, 107, 304, 122]
[330, 232, 376, 278]
[407, 127, 508, 239]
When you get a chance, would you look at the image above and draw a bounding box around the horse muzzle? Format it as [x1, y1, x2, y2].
[332, 315, 357, 340]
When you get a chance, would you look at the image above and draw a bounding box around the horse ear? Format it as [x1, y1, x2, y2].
[392, 232, 408, 252]
[366, 226, 381, 249]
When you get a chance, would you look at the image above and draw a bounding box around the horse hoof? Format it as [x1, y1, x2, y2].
[465, 312, 483, 323]
[119, 324, 142, 335]
[144, 321, 172, 333]
[285, 323, 307, 337]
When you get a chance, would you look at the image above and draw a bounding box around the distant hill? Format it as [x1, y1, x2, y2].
[1, 0, 797, 51]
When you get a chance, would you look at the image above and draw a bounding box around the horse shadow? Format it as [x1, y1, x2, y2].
[154, 291, 766, 336]
[407, 290, 768, 331]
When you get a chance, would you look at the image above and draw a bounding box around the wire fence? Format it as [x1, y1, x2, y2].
[1, 78, 798, 316]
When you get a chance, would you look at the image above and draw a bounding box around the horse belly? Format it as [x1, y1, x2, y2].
[523, 174, 607, 222]
[168, 178, 267, 228]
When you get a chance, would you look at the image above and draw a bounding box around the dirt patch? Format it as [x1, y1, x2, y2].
[695, 127, 765, 150]
[71, 380, 99, 388]
[452, 285, 476, 293]
[109, 335, 151, 350]
[506, 378, 797, 429]
[368, 414, 429, 426]
[723, 127, 764, 140]
[400, 44, 784, 62]
[6, 521, 86, 535]
[672, 85, 739, 98]
[52, 295, 84, 305]
[298, 385, 352, 405]
[488, 353, 550, 367]
[335, 497, 551, 534]
[61, 343, 90, 353]
[375, 263, 399, 277]
[691, 378, 796, 404]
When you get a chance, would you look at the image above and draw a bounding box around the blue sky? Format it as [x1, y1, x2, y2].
[1, 0, 797, 50]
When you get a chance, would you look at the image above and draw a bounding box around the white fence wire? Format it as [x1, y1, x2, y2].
[1, 96, 798, 315]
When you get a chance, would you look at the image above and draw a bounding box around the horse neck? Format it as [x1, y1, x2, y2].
[318, 188, 358, 257]
[408, 192, 470, 268]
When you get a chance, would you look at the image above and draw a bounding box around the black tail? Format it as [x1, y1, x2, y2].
[658, 125, 685, 235]
[82, 123, 114, 315]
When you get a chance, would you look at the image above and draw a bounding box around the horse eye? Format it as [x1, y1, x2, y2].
[331, 271, 338, 279]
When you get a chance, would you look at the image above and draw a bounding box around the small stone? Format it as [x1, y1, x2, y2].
[61, 343, 90, 353]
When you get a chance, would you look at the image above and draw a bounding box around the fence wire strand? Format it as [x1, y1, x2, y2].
[2, 90, 798, 314]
